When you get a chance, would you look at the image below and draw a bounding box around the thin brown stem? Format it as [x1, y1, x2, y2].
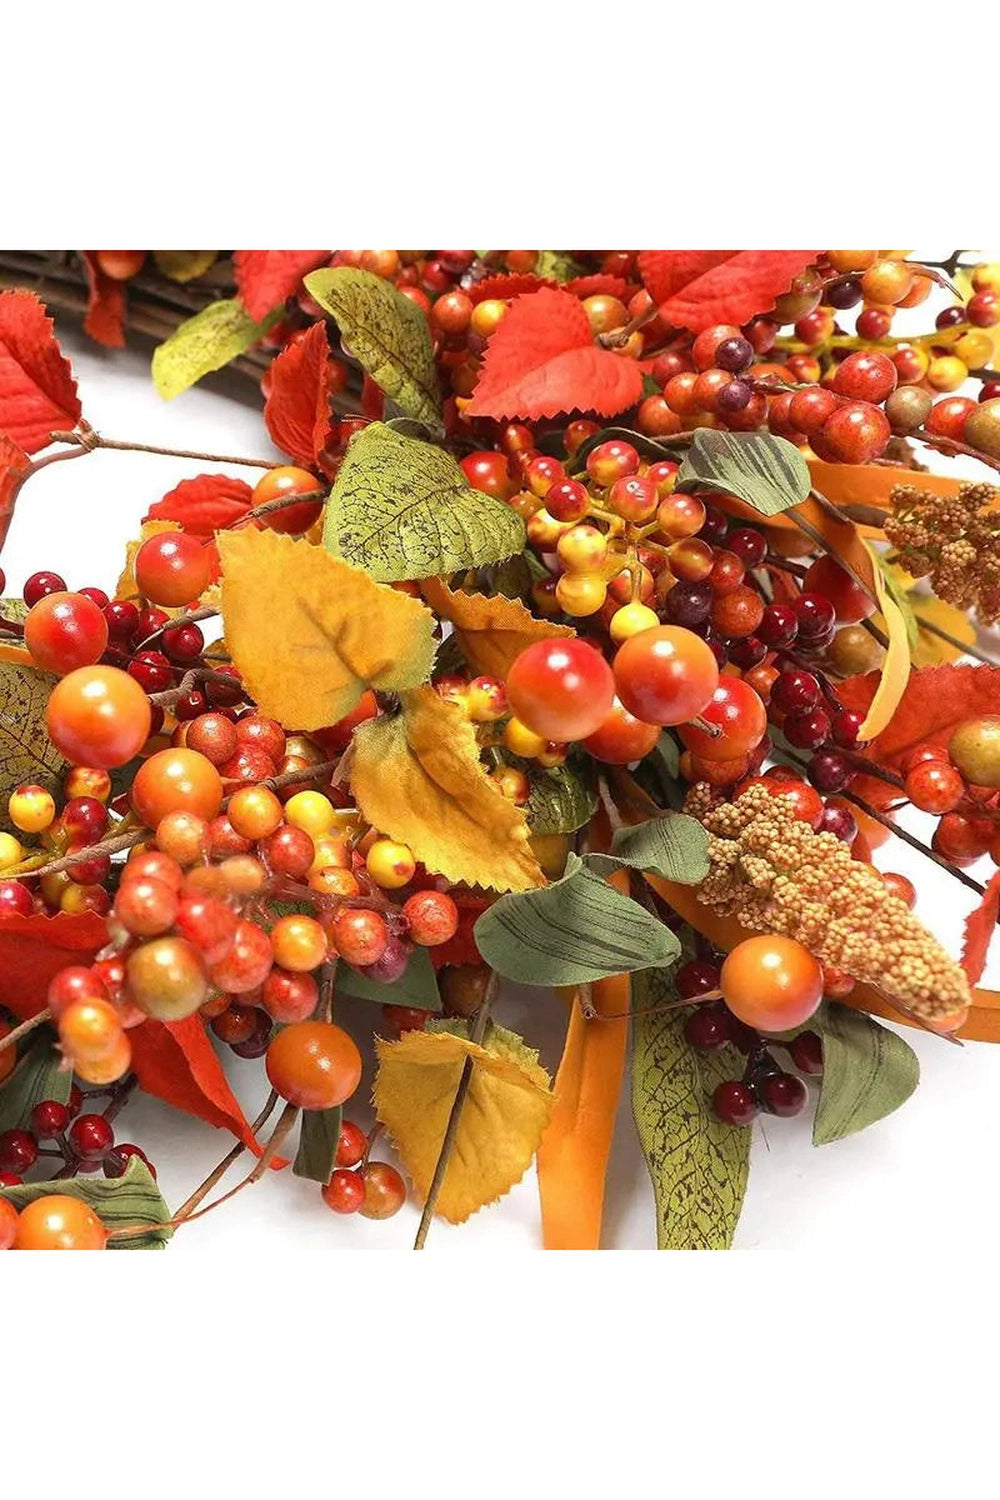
[917, 615, 997, 666]
[414, 972, 498, 1250]
[86, 433, 279, 470]
[0, 1007, 52, 1055]
[171, 1090, 279, 1225]
[134, 605, 220, 652]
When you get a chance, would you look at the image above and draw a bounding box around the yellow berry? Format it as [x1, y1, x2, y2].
[827, 250, 878, 273]
[556, 524, 607, 575]
[8, 783, 56, 833]
[490, 767, 530, 803]
[308, 833, 351, 875]
[860, 260, 914, 305]
[609, 601, 659, 643]
[555, 573, 607, 616]
[526, 509, 573, 548]
[536, 742, 568, 769]
[284, 790, 336, 838]
[503, 717, 547, 759]
[972, 263, 1000, 293]
[470, 299, 507, 339]
[366, 838, 416, 888]
[0, 831, 24, 871]
[955, 330, 994, 370]
[927, 355, 968, 392]
[465, 676, 508, 723]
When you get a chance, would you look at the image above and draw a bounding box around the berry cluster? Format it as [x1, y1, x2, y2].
[0, 1078, 152, 1188]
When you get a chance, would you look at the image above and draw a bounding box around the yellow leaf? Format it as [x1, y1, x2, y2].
[856, 542, 911, 741]
[217, 529, 436, 731]
[0, 657, 66, 833]
[421, 577, 574, 680]
[913, 595, 977, 665]
[373, 1023, 553, 1224]
[116, 520, 179, 602]
[350, 686, 544, 891]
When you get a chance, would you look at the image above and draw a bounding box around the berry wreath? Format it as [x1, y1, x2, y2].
[2, 247, 1000, 1253]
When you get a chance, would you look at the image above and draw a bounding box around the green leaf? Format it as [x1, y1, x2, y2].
[526, 761, 598, 835]
[0, 656, 67, 834]
[588, 813, 710, 884]
[676, 429, 811, 517]
[812, 1003, 919, 1145]
[336, 944, 442, 1012]
[474, 852, 680, 987]
[152, 299, 278, 399]
[305, 266, 442, 426]
[0, 1034, 70, 1133]
[631, 966, 750, 1249]
[323, 422, 525, 583]
[0, 1157, 173, 1249]
[293, 1105, 342, 1184]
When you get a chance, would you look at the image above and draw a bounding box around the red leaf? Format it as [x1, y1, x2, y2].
[465, 287, 645, 422]
[146, 473, 254, 537]
[0, 429, 31, 551]
[233, 251, 330, 322]
[961, 870, 1000, 984]
[81, 252, 126, 349]
[264, 322, 337, 469]
[468, 273, 558, 305]
[839, 664, 1000, 771]
[0, 910, 259, 1152]
[637, 250, 818, 333]
[0, 290, 82, 453]
[565, 274, 633, 301]
[0, 911, 107, 1021]
[129, 1016, 260, 1152]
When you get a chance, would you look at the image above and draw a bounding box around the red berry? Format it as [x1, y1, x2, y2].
[761, 1071, 807, 1117]
[0, 1128, 39, 1174]
[613, 626, 720, 728]
[335, 1120, 367, 1169]
[832, 350, 897, 404]
[135, 532, 214, 608]
[23, 571, 67, 607]
[683, 1003, 731, 1052]
[789, 1031, 824, 1075]
[507, 639, 616, 742]
[68, 1113, 114, 1163]
[905, 760, 965, 814]
[322, 1169, 366, 1214]
[24, 592, 109, 675]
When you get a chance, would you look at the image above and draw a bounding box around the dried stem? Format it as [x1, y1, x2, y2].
[134, 605, 220, 652]
[171, 1090, 280, 1225]
[0, 1007, 52, 1055]
[413, 971, 498, 1250]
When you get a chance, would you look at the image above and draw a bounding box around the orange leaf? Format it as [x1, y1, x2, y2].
[637, 251, 818, 333]
[468, 273, 558, 305]
[234, 251, 330, 322]
[839, 662, 1000, 772]
[145, 474, 253, 536]
[961, 870, 1000, 985]
[264, 323, 338, 471]
[0, 290, 82, 453]
[855, 542, 910, 741]
[420, 577, 574, 680]
[465, 287, 644, 421]
[129, 1015, 260, 1151]
[81, 252, 126, 349]
[0, 429, 31, 551]
[0, 911, 107, 1021]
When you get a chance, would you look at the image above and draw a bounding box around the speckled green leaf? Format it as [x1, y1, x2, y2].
[812, 1003, 919, 1145]
[536, 251, 588, 283]
[305, 267, 441, 426]
[336, 944, 442, 1012]
[632, 966, 749, 1249]
[588, 813, 709, 884]
[474, 852, 679, 987]
[323, 423, 525, 582]
[526, 762, 597, 835]
[293, 1105, 342, 1183]
[0, 1034, 70, 1133]
[0, 1157, 172, 1249]
[677, 429, 810, 517]
[152, 299, 278, 399]
[0, 654, 66, 833]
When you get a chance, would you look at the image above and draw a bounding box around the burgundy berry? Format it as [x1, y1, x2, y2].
[789, 1031, 824, 1075]
[783, 707, 832, 750]
[68, 1114, 114, 1162]
[726, 635, 766, 670]
[684, 1004, 731, 1053]
[696, 505, 729, 548]
[817, 803, 857, 843]
[771, 669, 822, 714]
[726, 528, 767, 568]
[676, 960, 721, 999]
[104, 1144, 157, 1180]
[712, 1080, 759, 1126]
[761, 1072, 808, 1117]
[759, 604, 798, 650]
[830, 709, 866, 749]
[0, 1128, 39, 1174]
[808, 749, 851, 794]
[23, 571, 67, 607]
[793, 592, 836, 641]
[666, 580, 713, 627]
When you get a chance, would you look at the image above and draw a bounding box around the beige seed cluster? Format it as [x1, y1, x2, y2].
[688, 781, 972, 1022]
[885, 480, 1000, 621]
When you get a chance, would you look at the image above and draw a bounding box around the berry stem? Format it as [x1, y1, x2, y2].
[51, 426, 281, 471]
[413, 970, 498, 1251]
[171, 1089, 280, 1225]
[133, 605, 220, 652]
[913, 427, 1000, 478]
[915, 615, 997, 666]
[0, 1007, 52, 1055]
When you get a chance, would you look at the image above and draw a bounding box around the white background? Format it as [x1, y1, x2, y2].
[6, 325, 1000, 1253]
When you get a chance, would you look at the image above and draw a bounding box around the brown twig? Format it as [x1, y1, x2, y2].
[170, 1090, 280, 1225]
[0, 1007, 52, 1055]
[413, 971, 498, 1250]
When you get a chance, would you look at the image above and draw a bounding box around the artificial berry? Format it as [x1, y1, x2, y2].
[712, 1080, 758, 1126]
[760, 1072, 807, 1117]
